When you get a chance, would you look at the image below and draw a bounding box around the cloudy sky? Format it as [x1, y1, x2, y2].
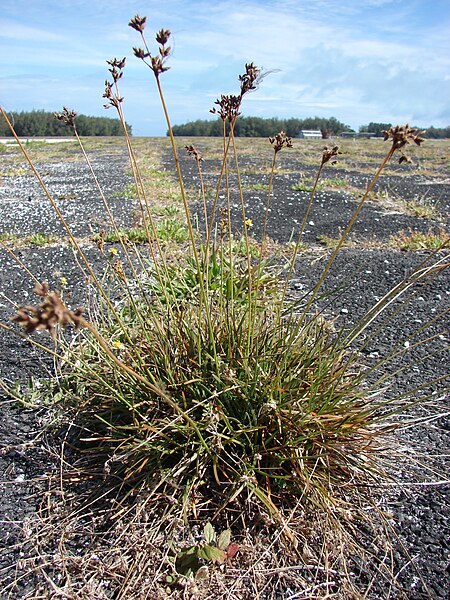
[1, 0, 449, 136]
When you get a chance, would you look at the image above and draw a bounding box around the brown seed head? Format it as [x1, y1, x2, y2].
[113, 260, 127, 282]
[11, 282, 84, 339]
[382, 124, 426, 164]
[321, 145, 342, 166]
[269, 131, 293, 154]
[129, 15, 147, 33]
[54, 106, 77, 128]
[150, 55, 170, 76]
[210, 94, 242, 122]
[185, 144, 202, 162]
[106, 57, 126, 83]
[156, 29, 171, 45]
[383, 124, 425, 150]
[239, 62, 261, 96]
[133, 47, 148, 60]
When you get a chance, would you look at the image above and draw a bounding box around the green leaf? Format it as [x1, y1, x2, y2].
[198, 544, 227, 564]
[217, 528, 231, 551]
[175, 546, 200, 575]
[204, 522, 216, 544]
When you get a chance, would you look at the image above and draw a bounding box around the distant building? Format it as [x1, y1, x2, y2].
[297, 129, 322, 139]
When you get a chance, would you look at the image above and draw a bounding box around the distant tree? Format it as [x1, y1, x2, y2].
[423, 126, 450, 139]
[171, 116, 350, 137]
[0, 110, 131, 137]
[359, 122, 392, 137]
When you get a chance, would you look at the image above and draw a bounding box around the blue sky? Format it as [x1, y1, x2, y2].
[1, 0, 449, 136]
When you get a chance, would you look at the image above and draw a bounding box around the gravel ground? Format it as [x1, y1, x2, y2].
[0, 139, 449, 598]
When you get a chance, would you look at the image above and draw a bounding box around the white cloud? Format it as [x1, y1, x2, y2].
[0, 19, 65, 42]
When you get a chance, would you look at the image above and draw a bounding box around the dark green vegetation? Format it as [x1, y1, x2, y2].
[172, 116, 450, 138]
[172, 115, 351, 136]
[0, 109, 131, 137]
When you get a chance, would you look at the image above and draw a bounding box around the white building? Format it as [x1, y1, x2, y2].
[297, 130, 322, 139]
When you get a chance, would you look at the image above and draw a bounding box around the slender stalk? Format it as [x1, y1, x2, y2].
[154, 75, 218, 367]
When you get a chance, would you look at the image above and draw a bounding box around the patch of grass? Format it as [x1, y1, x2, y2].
[92, 220, 188, 244]
[0, 167, 30, 177]
[155, 217, 189, 242]
[406, 192, 440, 219]
[246, 182, 268, 191]
[25, 232, 59, 247]
[317, 233, 350, 249]
[370, 187, 441, 219]
[151, 204, 182, 216]
[0, 232, 59, 247]
[390, 227, 449, 250]
[112, 183, 137, 199]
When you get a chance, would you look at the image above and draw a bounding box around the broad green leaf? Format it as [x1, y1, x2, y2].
[217, 528, 231, 551]
[198, 544, 227, 564]
[204, 522, 216, 544]
[175, 546, 200, 575]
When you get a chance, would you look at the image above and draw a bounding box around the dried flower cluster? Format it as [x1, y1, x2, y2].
[103, 58, 126, 110]
[128, 15, 147, 33]
[185, 144, 203, 162]
[383, 124, 425, 150]
[383, 124, 426, 163]
[11, 282, 84, 339]
[269, 131, 293, 154]
[321, 145, 342, 166]
[129, 15, 171, 78]
[54, 107, 77, 128]
[211, 63, 262, 123]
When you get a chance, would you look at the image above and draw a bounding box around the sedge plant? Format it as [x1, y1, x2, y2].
[0, 13, 449, 598]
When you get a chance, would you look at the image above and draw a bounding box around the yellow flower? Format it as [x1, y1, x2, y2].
[245, 218, 253, 228]
[59, 277, 67, 287]
[109, 247, 118, 257]
[112, 340, 123, 350]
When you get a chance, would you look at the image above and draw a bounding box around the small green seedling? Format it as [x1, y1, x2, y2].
[174, 522, 238, 577]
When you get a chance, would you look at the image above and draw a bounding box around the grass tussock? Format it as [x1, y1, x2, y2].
[391, 227, 449, 250]
[0, 14, 449, 600]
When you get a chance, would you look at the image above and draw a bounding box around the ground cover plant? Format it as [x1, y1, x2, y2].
[0, 14, 449, 599]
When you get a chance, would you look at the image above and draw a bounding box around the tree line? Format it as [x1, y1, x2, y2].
[171, 116, 350, 138]
[0, 110, 131, 137]
[172, 117, 450, 139]
[360, 122, 450, 139]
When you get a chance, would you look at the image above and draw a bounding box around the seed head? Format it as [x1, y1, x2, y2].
[54, 107, 77, 128]
[321, 145, 341, 166]
[210, 94, 242, 122]
[11, 282, 84, 339]
[129, 15, 147, 33]
[269, 131, 293, 154]
[185, 144, 202, 162]
[383, 124, 425, 150]
[239, 62, 261, 96]
[106, 57, 126, 83]
[383, 124, 426, 162]
[156, 29, 171, 45]
[133, 47, 148, 60]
